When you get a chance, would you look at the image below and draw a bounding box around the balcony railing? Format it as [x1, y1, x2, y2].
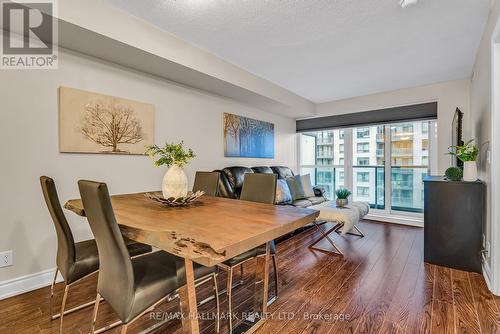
[301, 165, 428, 214]
[390, 166, 428, 213]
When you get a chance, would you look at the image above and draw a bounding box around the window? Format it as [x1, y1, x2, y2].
[422, 122, 429, 134]
[299, 129, 345, 200]
[422, 139, 429, 151]
[390, 121, 430, 212]
[351, 126, 385, 208]
[299, 120, 433, 214]
[357, 158, 369, 166]
[357, 186, 370, 197]
[357, 143, 369, 153]
[357, 128, 370, 139]
[357, 172, 369, 183]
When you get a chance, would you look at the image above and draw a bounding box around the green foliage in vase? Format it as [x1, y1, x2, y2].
[445, 167, 463, 182]
[145, 141, 195, 168]
[335, 188, 352, 199]
[448, 139, 479, 162]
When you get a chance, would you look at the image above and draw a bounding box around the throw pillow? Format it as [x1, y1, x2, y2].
[275, 179, 292, 204]
[300, 174, 315, 198]
[286, 175, 307, 201]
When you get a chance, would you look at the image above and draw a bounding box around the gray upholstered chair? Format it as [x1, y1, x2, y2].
[240, 173, 278, 204]
[77, 180, 219, 334]
[219, 173, 279, 332]
[193, 171, 220, 196]
[40, 176, 152, 334]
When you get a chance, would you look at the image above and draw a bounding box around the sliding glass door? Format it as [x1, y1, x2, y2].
[298, 120, 435, 216]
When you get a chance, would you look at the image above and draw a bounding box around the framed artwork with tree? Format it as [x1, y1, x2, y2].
[59, 87, 154, 155]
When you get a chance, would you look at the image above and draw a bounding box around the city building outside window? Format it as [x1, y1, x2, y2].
[357, 158, 370, 165]
[299, 120, 434, 215]
[357, 128, 370, 139]
[357, 186, 370, 197]
[357, 172, 370, 183]
[357, 143, 369, 153]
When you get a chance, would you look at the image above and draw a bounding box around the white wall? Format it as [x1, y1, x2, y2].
[0, 47, 297, 284]
[469, 0, 500, 291]
[316, 79, 471, 175]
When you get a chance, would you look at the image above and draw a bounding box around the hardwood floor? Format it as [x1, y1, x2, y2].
[1, 220, 499, 334]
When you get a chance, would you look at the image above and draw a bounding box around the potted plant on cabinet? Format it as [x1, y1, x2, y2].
[145, 141, 195, 198]
[448, 139, 479, 182]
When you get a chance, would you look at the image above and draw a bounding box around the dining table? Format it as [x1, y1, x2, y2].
[64, 192, 319, 334]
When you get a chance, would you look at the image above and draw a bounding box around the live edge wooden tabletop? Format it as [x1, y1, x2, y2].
[64, 193, 319, 267]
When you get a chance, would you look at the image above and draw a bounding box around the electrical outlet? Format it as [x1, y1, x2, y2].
[0, 250, 13, 268]
[482, 234, 486, 248]
[486, 241, 491, 257]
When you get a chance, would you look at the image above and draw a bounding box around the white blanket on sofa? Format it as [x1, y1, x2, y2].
[309, 201, 369, 235]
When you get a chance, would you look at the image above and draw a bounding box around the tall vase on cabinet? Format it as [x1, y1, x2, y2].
[145, 141, 196, 198]
[463, 161, 478, 182]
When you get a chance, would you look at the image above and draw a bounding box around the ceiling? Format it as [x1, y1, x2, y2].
[104, 0, 491, 103]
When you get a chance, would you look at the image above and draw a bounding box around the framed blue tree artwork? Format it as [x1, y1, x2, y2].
[223, 113, 275, 158]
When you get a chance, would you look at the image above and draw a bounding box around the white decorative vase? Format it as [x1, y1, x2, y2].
[162, 165, 188, 198]
[463, 161, 478, 182]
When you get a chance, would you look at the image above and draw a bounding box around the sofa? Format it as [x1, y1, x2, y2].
[214, 166, 327, 208]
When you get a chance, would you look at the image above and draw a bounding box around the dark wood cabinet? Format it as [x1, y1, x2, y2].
[423, 176, 485, 273]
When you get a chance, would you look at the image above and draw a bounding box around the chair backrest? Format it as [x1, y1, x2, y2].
[192, 171, 220, 196]
[40, 176, 76, 281]
[78, 180, 134, 321]
[240, 173, 277, 204]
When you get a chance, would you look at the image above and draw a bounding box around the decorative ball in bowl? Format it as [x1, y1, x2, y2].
[145, 191, 204, 207]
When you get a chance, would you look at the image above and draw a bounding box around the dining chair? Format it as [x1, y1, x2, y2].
[40, 176, 153, 334]
[77, 180, 220, 334]
[218, 173, 279, 332]
[193, 171, 220, 196]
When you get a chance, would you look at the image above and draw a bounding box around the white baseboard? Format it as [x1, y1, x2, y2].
[483, 255, 493, 291]
[365, 213, 424, 227]
[483, 254, 500, 296]
[0, 268, 63, 300]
